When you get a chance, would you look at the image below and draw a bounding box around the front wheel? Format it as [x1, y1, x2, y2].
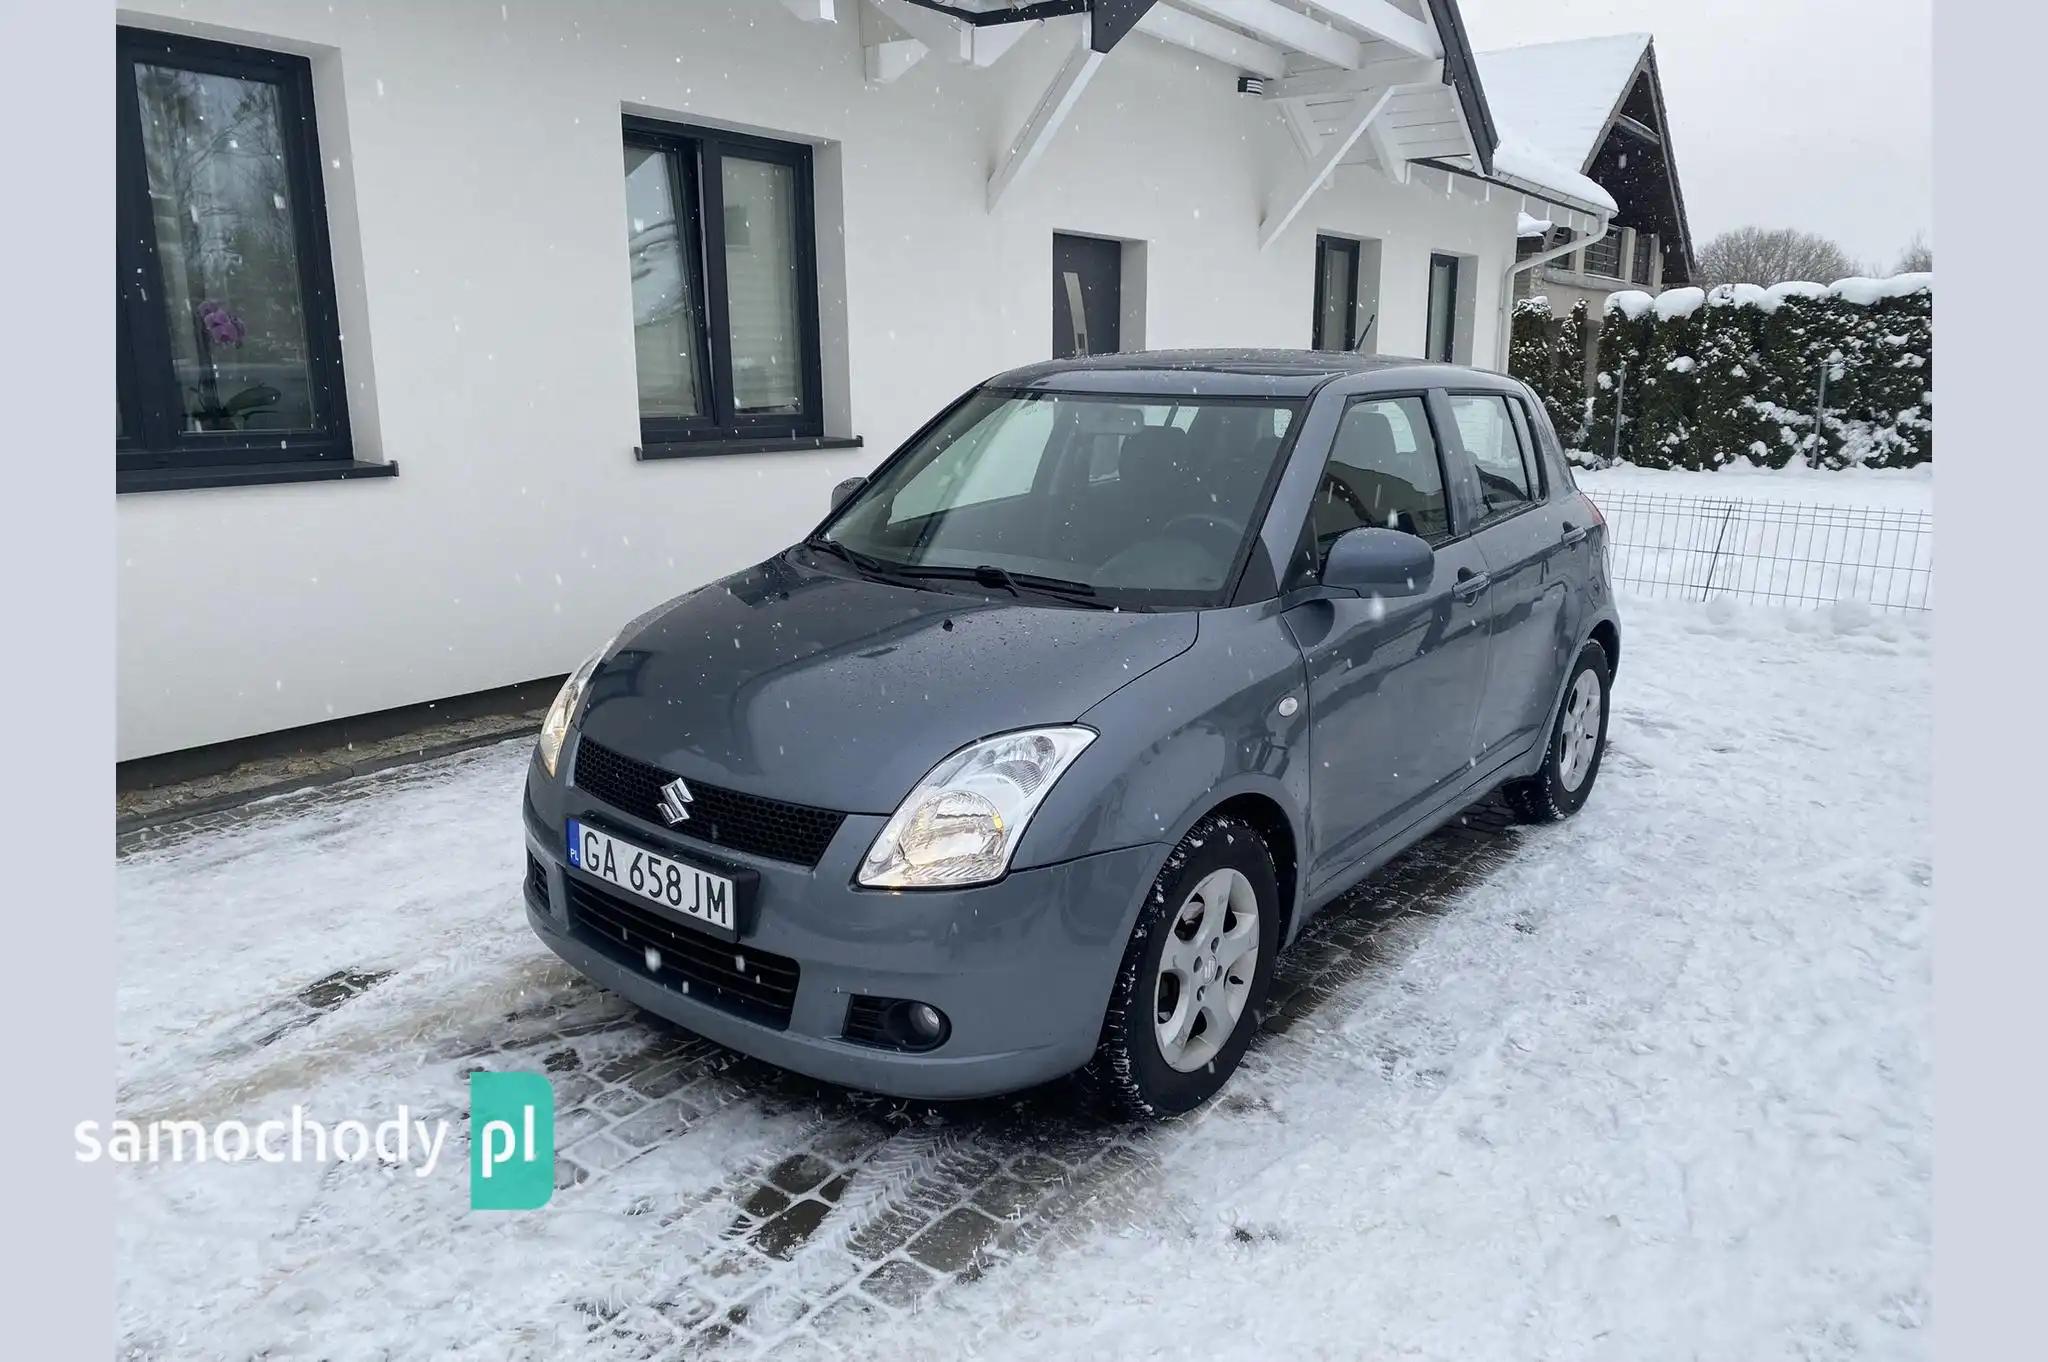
[1501, 639, 1611, 823]
[1089, 813, 1280, 1118]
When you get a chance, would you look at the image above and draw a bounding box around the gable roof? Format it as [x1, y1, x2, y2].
[1473, 32, 1651, 174]
[1474, 32, 1694, 281]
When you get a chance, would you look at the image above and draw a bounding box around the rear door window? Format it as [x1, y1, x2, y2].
[1447, 393, 1536, 519]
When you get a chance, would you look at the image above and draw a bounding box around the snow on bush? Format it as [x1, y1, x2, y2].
[1525, 273, 1934, 471]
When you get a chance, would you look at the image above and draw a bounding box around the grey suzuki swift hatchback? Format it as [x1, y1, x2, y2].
[523, 350, 1618, 1116]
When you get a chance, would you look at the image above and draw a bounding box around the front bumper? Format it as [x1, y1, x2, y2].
[522, 751, 1162, 1100]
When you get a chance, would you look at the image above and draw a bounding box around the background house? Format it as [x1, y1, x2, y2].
[1479, 32, 1693, 324]
[114, 0, 1610, 764]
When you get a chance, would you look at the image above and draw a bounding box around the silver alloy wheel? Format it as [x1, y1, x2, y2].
[1557, 669, 1603, 792]
[1154, 867, 1260, 1073]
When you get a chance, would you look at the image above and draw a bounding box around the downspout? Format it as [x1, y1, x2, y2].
[1413, 158, 1610, 371]
[1497, 209, 1608, 370]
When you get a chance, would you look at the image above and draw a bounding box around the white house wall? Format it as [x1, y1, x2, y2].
[115, 0, 1519, 760]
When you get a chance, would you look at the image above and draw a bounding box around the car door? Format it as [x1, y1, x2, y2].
[1439, 390, 1576, 763]
[1280, 393, 1493, 886]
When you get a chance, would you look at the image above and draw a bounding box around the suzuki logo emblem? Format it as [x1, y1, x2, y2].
[657, 777, 694, 826]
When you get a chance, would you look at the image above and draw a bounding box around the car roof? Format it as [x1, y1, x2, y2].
[987, 349, 1524, 400]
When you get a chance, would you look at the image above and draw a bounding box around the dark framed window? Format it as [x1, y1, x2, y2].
[1582, 226, 1624, 279]
[1312, 235, 1360, 351]
[1052, 232, 1123, 358]
[1425, 253, 1460, 363]
[1631, 231, 1657, 285]
[116, 27, 358, 490]
[624, 117, 824, 452]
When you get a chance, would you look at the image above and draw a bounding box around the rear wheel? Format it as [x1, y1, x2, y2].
[1089, 813, 1280, 1118]
[1501, 640, 1611, 823]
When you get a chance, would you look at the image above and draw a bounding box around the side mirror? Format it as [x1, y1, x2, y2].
[1321, 526, 1435, 597]
[830, 476, 866, 512]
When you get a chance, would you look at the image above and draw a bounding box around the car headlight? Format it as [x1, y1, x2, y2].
[536, 644, 608, 778]
[858, 727, 1097, 889]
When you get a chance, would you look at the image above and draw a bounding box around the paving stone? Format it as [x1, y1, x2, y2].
[857, 1258, 938, 1311]
[765, 1152, 836, 1196]
[969, 1175, 1044, 1222]
[564, 1132, 638, 1174]
[649, 1282, 717, 1332]
[612, 1100, 701, 1148]
[723, 1281, 814, 1336]
[807, 1291, 888, 1339]
[627, 1059, 696, 1100]
[905, 1207, 1004, 1274]
[738, 1184, 790, 1219]
[750, 1197, 833, 1260]
[554, 1106, 612, 1148]
[590, 1086, 647, 1119]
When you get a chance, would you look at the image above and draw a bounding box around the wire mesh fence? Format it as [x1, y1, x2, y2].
[1589, 490, 1934, 612]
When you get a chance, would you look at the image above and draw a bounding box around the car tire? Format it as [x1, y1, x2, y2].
[1501, 639, 1612, 824]
[1087, 812, 1281, 1119]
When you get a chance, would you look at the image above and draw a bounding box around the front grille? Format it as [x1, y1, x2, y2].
[525, 852, 550, 910]
[565, 877, 800, 1030]
[572, 737, 845, 868]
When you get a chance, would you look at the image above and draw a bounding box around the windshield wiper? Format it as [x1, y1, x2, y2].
[896, 563, 1112, 608]
[803, 536, 928, 589]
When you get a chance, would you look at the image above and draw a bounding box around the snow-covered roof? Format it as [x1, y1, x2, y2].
[1475, 33, 1652, 175]
[1493, 132, 1617, 217]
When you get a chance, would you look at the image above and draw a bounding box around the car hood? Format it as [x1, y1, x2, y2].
[574, 548, 1198, 813]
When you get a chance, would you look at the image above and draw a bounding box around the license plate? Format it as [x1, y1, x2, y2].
[567, 819, 736, 937]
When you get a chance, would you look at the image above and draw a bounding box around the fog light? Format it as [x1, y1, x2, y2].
[843, 996, 951, 1052]
[907, 1003, 944, 1041]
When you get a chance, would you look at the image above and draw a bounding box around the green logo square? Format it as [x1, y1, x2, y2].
[469, 1071, 554, 1210]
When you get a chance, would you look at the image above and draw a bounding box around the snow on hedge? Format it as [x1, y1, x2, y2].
[1511, 273, 1935, 471]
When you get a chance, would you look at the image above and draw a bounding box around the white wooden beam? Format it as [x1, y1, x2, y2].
[1259, 86, 1395, 249]
[859, 0, 928, 82]
[1296, 0, 1442, 59]
[970, 21, 1033, 67]
[1168, 0, 1362, 68]
[1259, 55, 1439, 100]
[1276, 98, 1323, 162]
[865, 36, 928, 82]
[1134, 4, 1287, 79]
[870, 0, 973, 61]
[1363, 109, 1407, 183]
[987, 25, 1104, 210]
[781, 0, 838, 21]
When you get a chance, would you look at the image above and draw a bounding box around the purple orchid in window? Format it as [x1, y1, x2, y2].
[197, 299, 248, 348]
[188, 299, 278, 431]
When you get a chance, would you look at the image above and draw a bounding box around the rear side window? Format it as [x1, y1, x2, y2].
[1448, 393, 1536, 518]
[1309, 396, 1451, 565]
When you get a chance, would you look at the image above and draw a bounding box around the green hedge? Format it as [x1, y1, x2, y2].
[1509, 275, 1933, 469]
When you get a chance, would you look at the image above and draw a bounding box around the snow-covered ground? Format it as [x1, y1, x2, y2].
[1579, 464, 1935, 613]
[113, 586, 1932, 1360]
[1580, 460, 1934, 513]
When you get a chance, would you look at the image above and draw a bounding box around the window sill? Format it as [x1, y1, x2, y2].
[117, 459, 400, 495]
[636, 435, 864, 461]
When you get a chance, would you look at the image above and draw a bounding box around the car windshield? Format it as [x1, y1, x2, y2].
[818, 388, 1301, 608]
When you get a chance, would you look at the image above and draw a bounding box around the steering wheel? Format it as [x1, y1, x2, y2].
[1155, 511, 1244, 545]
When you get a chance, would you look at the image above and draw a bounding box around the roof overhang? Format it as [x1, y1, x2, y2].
[803, 2, 1520, 233]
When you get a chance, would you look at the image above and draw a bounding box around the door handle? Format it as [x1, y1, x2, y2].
[1560, 523, 1589, 547]
[1452, 569, 1490, 601]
